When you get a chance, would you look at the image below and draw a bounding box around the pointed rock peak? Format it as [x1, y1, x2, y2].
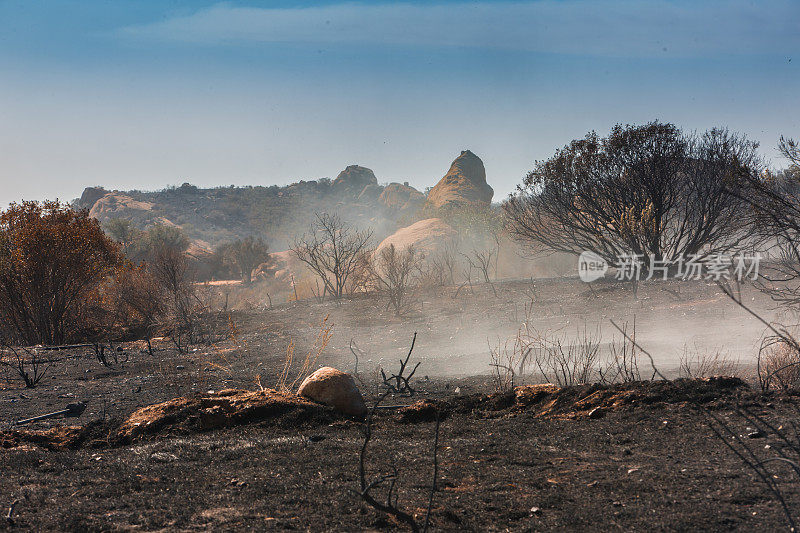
[425, 150, 493, 209]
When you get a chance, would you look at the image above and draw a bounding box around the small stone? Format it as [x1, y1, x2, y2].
[748, 430, 766, 439]
[176, 365, 185, 370]
[529, 507, 542, 516]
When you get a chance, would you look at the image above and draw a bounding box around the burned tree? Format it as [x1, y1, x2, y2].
[149, 245, 198, 352]
[222, 236, 271, 284]
[504, 122, 759, 266]
[0, 201, 123, 345]
[371, 244, 420, 316]
[292, 213, 373, 299]
[112, 264, 166, 354]
[729, 136, 800, 308]
[709, 137, 800, 390]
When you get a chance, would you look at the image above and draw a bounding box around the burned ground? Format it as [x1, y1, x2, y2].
[0, 277, 795, 531]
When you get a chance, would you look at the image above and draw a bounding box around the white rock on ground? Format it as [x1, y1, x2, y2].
[297, 367, 367, 417]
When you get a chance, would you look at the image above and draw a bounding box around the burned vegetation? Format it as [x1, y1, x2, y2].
[3, 124, 800, 531]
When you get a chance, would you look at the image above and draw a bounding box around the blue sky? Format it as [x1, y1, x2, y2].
[0, 0, 798, 208]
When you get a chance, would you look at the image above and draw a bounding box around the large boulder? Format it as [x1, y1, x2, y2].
[379, 182, 425, 214]
[425, 150, 493, 210]
[374, 218, 458, 257]
[333, 165, 378, 196]
[297, 367, 367, 417]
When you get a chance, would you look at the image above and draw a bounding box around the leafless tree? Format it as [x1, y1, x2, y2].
[530, 325, 602, 387]
[708, 138, 800, 390]
[347, 250, 374, 295]
[463, 236, 499, 296]
[292, 213, 373, 299]
[150, 246, 198, 352]
[430, 240, 460, 286]
[371, 244, 420, 316]
[504, 122, 760, 267]
[112, 265, 165, 354]
[726, 136, 800, 308]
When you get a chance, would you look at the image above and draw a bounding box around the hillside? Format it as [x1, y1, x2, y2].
[77, 180, 411, 251]
[79, 176, 431, 254]
[76, 151, 496, 254]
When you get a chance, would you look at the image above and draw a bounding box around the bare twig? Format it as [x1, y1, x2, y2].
[380, 332, 421, 396]
[6, 499, 18, 525]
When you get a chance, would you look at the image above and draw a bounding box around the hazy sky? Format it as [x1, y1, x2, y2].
[1, 0, 798, 208]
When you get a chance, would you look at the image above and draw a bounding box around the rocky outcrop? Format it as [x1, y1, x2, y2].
[425, 150, 493, 210]
[378, 182, 425, 214]
[332, 165, 378, 196]
[297, 367, 367, 417]
[78, 187, 108, 210]
[88, 193, 155, 219]
[374, 218, 458, 257]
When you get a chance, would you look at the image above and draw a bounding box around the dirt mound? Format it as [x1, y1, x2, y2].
[333, 165, 378, 196]
[374, 218, 458, 257]
[0, 426, 85, 450]
[515, 377, 746, 419]
[0, 390, 338, 451]
[398, 399, 441, 423]
[398, 378, 748, 423]
[115, 389, 335, 443]
[425, 150, 493, 209]
[378, 182, 425, 213]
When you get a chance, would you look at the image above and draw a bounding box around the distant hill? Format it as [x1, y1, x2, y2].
[76, 151, 494, 254]
[77, 173, 423, 252]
